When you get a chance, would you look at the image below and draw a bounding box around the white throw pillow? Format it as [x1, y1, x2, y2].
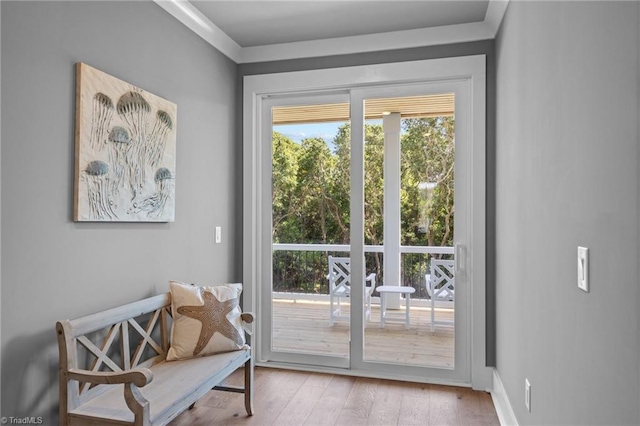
[167, 281, 247, 361]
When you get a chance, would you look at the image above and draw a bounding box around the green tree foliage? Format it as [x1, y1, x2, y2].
[327, 124, 351, 242]
[401, 117, 455, 247]
[271, 117, 454, 293]
[272, 117, 455, 247]
[296, 137, 336, 242]
[331, 123, 387, 246]
[271, 132, 301, 242]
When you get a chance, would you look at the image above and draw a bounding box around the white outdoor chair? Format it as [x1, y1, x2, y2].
[327, 256, 377, 325]
[426, 259, 455, 331]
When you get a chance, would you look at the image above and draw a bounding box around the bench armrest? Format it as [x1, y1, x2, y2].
[68, 367, 153, 387]
[68, 368, 153, 422]
[241, 312, 255, 339]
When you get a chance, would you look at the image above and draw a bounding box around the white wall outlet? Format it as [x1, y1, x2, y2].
[215, 226, 222, 244]
[577, 246, 589, 292]
[525, 378, 531, 413]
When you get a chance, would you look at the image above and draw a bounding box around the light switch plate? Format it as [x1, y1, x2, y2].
[577, 246, 589, 292]
[215, 226, 222, 244]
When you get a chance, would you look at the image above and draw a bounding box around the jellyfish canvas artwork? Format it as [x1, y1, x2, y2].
[73, 63, 177, 222]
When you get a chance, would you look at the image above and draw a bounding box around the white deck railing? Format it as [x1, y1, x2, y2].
[273, 243, 454, 255]
[271, 243, 454, 306]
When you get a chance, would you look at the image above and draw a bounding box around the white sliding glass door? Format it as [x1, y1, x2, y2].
[243, 56, 489, 389]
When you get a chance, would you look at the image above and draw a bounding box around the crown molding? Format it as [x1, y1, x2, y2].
[153, 0, 242, 62]
[484, 0, 510, 36]
[155, 0, 510, 64]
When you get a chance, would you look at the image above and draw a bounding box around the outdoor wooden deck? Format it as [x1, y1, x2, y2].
[272, 298, 455, 368]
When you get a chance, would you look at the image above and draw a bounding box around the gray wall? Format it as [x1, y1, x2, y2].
[495, 1, 640, 424]
[8, 1, 637, 424]
[1, 1, 239, 423]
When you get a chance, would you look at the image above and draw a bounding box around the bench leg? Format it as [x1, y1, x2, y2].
[244, 357, 254, 416]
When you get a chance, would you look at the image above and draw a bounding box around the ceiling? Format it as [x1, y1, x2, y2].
[190, 1, 489, 48]
[154, 0, 508, 63]
[272, 93, 455, 125]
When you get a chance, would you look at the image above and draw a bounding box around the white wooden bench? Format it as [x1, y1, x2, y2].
[56, 293, 254, 426]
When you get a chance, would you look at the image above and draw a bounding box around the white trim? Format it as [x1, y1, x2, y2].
[492, 369, 519, 426]
[484, 0, 510, 36]
[156, 0, 510, 64]
[244, 56, 482, 95]
[152, 0, 242, 62]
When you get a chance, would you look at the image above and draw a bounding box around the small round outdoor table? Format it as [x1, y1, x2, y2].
[377, 285, 416, 329]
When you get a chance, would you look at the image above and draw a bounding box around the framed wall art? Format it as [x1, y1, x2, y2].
[73, 62, 177, 222]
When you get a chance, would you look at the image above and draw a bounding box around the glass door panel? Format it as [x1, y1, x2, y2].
[356, 88, 466, 376]
[262, 94, 351, 368]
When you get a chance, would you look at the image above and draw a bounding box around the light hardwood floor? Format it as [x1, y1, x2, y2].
[169, 367, 499, 426]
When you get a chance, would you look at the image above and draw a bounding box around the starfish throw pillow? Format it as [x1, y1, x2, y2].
[167, 281, 248, 361]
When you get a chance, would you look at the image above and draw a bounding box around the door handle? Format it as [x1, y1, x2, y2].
[455, 243, 466, 273]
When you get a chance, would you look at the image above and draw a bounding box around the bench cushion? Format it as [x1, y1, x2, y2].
[69, 349, 250, 425]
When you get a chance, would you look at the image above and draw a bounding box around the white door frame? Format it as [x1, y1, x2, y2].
[243, 55, 491, 390]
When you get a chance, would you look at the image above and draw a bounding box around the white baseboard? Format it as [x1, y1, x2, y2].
[491, 369, 519, 426]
